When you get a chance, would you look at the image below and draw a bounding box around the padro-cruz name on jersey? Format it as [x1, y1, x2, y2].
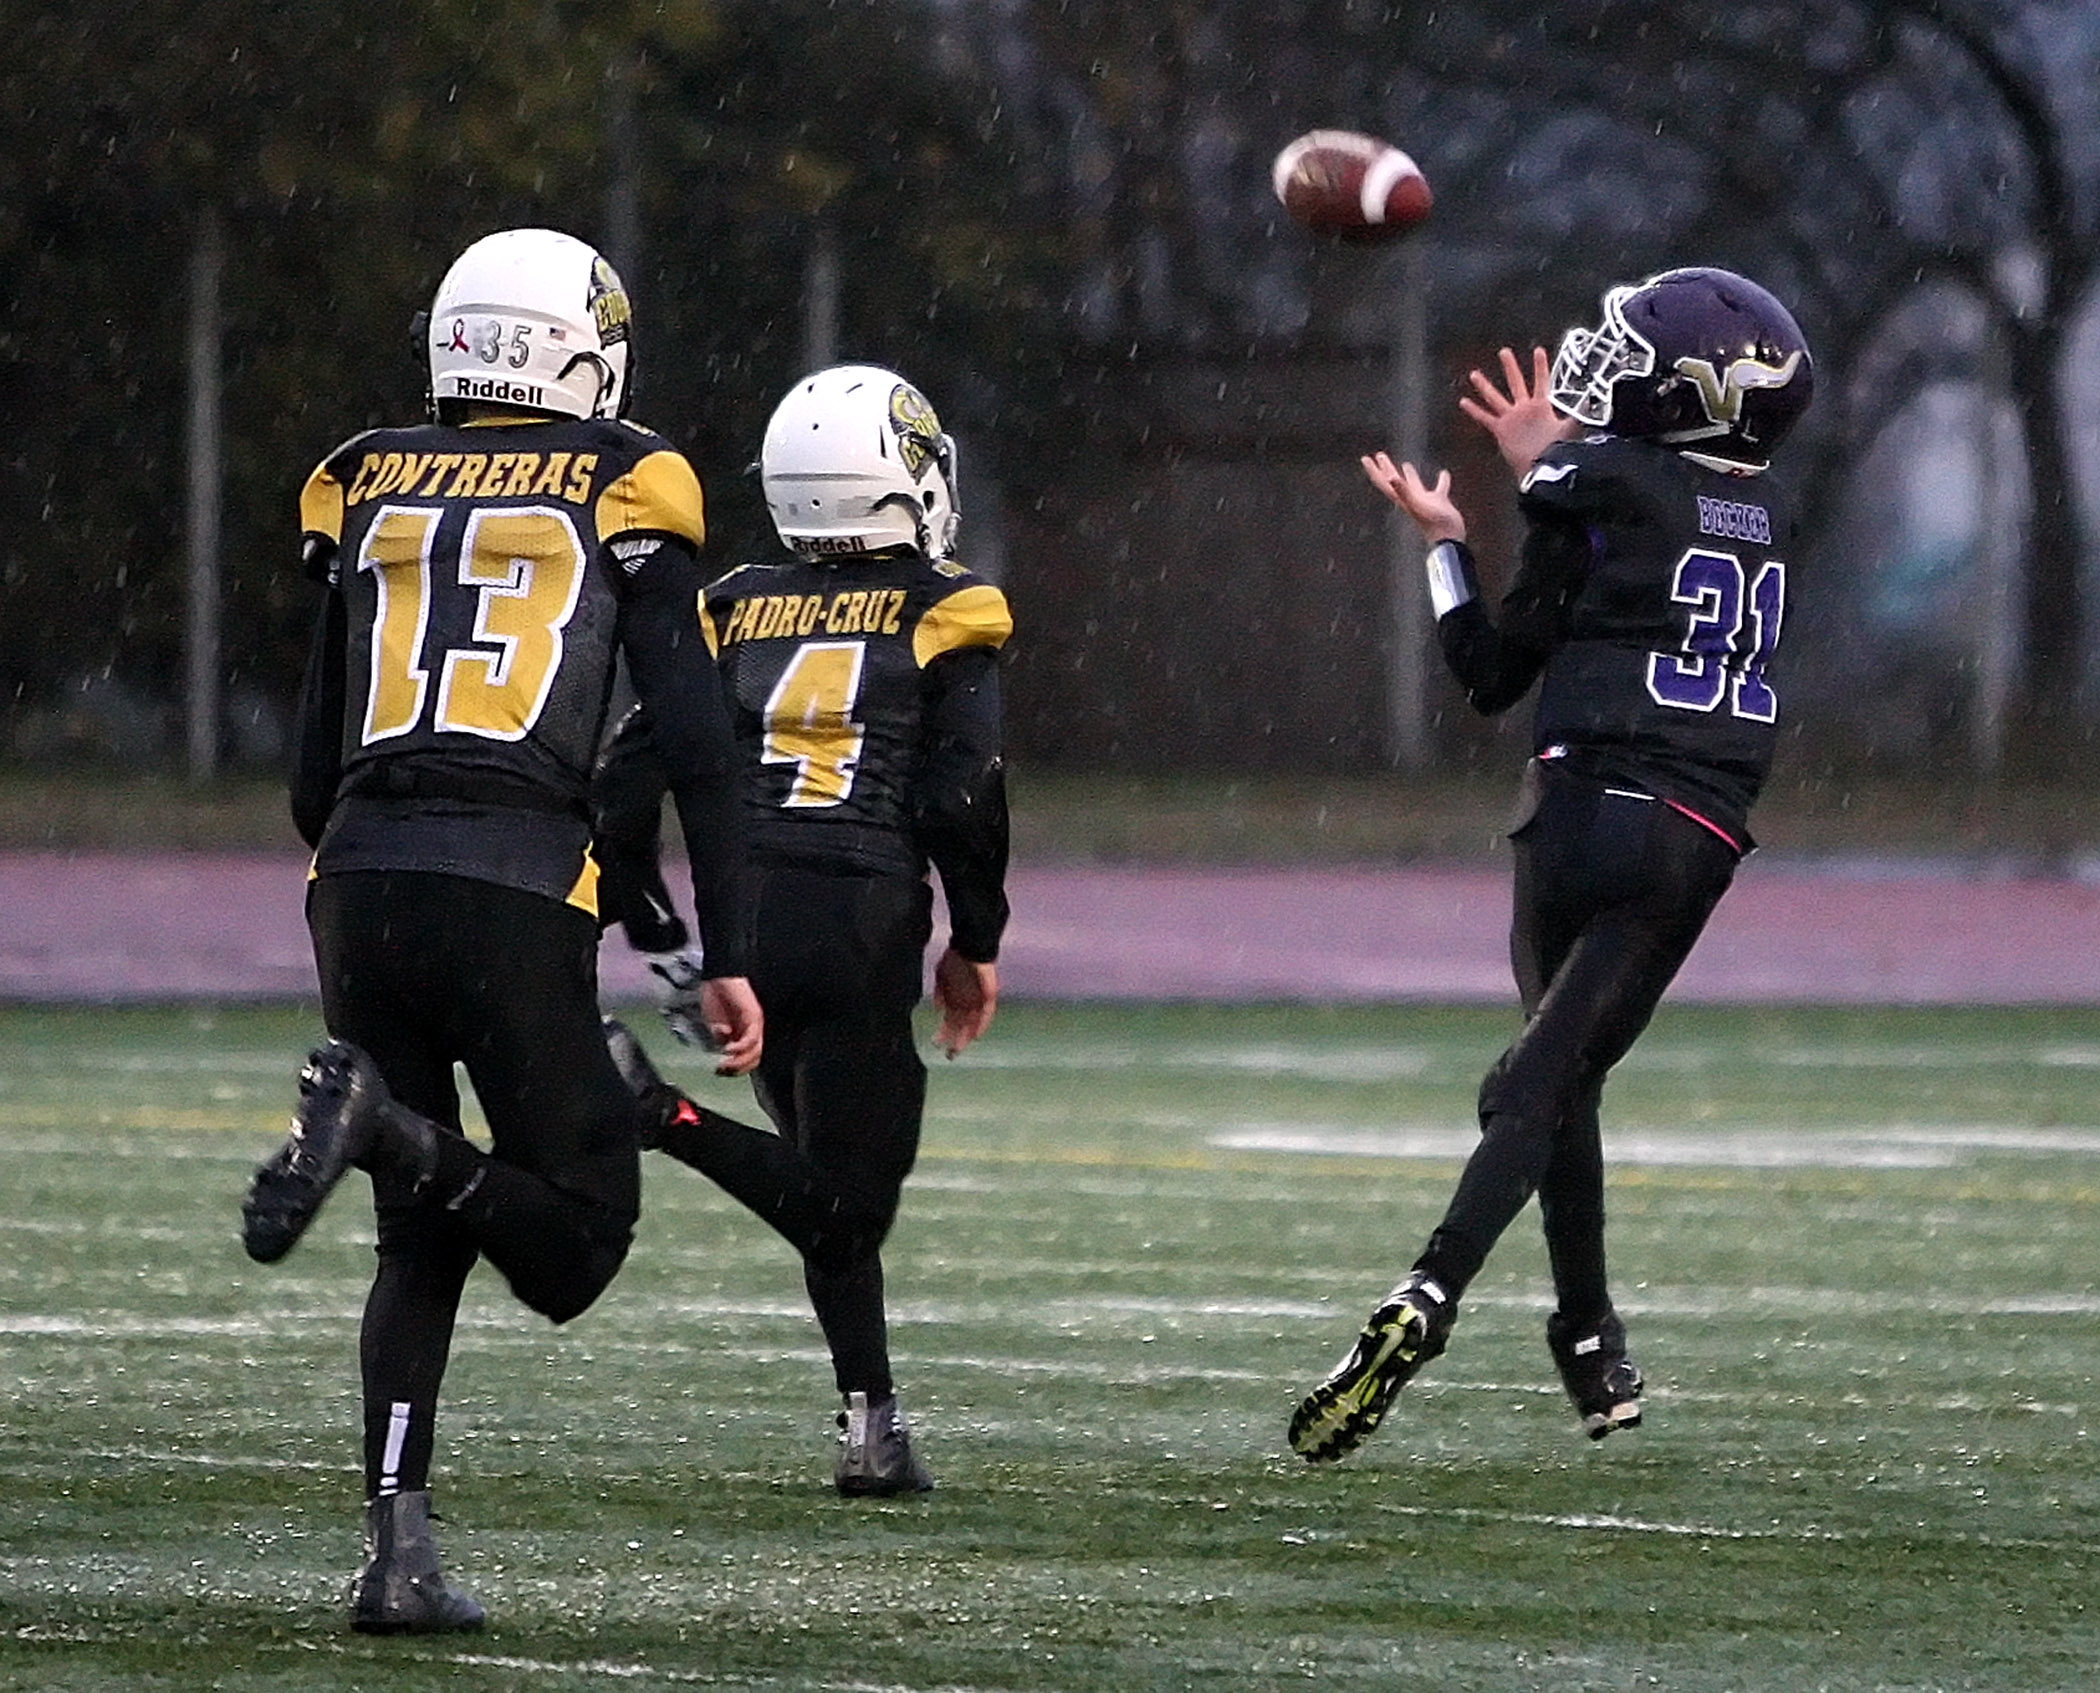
[342, 450, 602, 506]
[721, 589, 909, 644]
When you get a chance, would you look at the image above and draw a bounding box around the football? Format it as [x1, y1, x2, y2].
[1272, 130, 1432, 240]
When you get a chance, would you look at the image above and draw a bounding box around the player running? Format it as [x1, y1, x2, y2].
[1290, 268, 1814, 1460]
[596, 364, 1010, 1496]
[239, 228, 761, 1630]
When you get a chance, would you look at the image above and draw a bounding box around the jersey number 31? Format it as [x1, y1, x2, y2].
[1647, 548, 1784, 724]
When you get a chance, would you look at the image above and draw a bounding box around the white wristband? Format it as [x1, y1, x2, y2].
[1424, 540, 1479, 620]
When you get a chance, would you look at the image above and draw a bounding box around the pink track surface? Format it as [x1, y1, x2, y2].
[0, 852, 2095, 1004]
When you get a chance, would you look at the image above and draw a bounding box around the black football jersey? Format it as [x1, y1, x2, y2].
[300, 415, 706, 905]
[1504, 434, 1795, 840]
[702, 551, 1012, 878]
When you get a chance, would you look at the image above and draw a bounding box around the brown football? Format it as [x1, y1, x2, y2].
[1272, 129, 1432, 240]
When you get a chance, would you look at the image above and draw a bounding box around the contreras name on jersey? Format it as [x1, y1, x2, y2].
[344, 450, 602, 505]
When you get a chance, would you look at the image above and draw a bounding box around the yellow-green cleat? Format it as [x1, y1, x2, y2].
[1288, 1272, 1454, 1462]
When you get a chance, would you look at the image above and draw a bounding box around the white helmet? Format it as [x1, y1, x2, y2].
[426, 228, 631, 421]
[759, 364, 959, 559]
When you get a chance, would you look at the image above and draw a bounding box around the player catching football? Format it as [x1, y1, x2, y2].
[1289, 267, 1813, 1460]
[595, 364, 1010, 1497]
[239, 228, 761, 1631]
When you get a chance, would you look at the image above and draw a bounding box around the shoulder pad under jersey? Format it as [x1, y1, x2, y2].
[914, 581, 1013, 667]
[300, 429, 387, 543]
[1519, 434, 1658, 521]
[594, 421, 706, 548]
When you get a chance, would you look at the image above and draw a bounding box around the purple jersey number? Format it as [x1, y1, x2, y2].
[1646, 548, 1784, 723]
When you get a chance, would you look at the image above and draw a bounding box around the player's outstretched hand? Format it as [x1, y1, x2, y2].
[1361, 452, 1465, 545]
[1457, 345, 1578, 475]
[698, 976, 764, 1075]
[932, 946, 998, 1059]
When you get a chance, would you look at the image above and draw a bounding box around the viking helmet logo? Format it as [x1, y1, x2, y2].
[1676, 351, 1805, 427]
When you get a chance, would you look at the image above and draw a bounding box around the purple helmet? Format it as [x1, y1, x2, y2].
[1549, 266, 1813, 469]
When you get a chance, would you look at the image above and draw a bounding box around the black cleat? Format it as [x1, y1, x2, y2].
[1289, 1272, 1455, 1462]
[603, 1017, 693, 1151]
[351, 1489, 485, 1635]
[1547, 1309, 1643, 1439]
[835, 1391, 935, 1497]
[241, 1040, 386, 1264]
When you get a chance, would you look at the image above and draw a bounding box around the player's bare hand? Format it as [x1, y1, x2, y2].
[1457, 346, 1578, 475]
[1360, 451, 1465, 545]
[932, 946, 998, 1059]
[698, 976, 764, 1075]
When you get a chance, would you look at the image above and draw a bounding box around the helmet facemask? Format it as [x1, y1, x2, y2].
[1548, 286, 1653, 429]
[882, 413, 960, 560]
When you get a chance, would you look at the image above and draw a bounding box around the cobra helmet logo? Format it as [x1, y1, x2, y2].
[1675, 350, 1805, 427]
[888, 384, 943, 480]
[587, 257, 632, 346]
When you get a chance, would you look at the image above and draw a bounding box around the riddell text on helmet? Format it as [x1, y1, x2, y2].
[450, 376, 547, 407]
[793, 533, 886, 555]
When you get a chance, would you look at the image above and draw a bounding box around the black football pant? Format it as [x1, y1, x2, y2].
[1414, 768, 1738, 1323]
[307, 871, 643, 1499]
[655, 865, 931, 1399]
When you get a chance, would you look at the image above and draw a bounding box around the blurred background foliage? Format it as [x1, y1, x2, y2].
[2, 0, 2097, 797]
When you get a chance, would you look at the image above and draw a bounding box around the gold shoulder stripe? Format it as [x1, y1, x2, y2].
[699, 589, 723, 658]
[299, 461, 346, 542]
[913, 582, 1013, 667]
[597, 448, 706, 546]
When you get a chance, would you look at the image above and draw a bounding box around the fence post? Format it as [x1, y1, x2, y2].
[1383, 237, 1432, 770]
[184, 206, 223, 784]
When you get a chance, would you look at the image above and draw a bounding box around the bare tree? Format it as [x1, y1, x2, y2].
[1898, 0, 2100, 748]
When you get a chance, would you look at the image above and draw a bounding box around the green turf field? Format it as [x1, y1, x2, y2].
[4, 998, 2099, 1691]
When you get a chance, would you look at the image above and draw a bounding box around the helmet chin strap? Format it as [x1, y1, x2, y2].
[557, 351, 618, 416]
[866, 490, 932, 554]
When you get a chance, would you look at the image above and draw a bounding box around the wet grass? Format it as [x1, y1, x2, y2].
[4, 999, 2100, 1690]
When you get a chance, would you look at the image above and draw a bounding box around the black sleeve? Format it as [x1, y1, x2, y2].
[614, 538, 749, 978]
[288, 579, 347, 849]
[914, 644, 1010, 962]
[1436, 517, 1586, 717]
[589, 705, 687, 953]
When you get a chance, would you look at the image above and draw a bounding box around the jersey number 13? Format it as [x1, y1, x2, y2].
[356, 504, 588, 744]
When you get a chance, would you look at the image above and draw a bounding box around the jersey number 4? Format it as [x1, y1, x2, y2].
[1646, 548, 1784, 723]
[355, 504, 588, 744]
[761, 641, 868, 807]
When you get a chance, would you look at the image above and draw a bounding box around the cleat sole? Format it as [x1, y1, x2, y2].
[1288, 1294, 1446, 1462]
